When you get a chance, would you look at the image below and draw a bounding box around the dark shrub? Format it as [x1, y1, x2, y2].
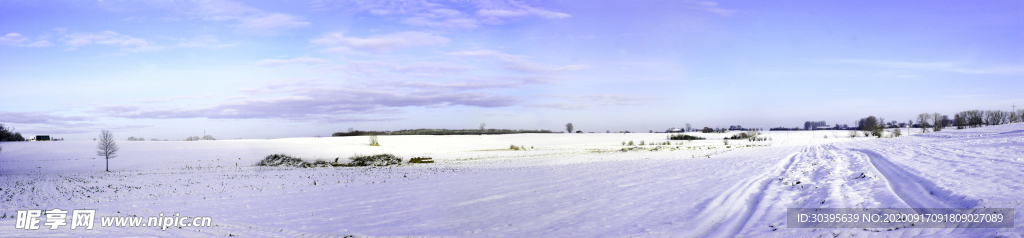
[409, 157, 434, 163]
[259, 153, 404, 168]
[669, 134, 705, 140]
[347, 153, 403, 166]
[257, 154, 308, 167]
[0, 124, 26, 141]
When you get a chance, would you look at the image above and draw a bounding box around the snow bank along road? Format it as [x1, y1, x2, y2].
[0, 124, 1021, 237]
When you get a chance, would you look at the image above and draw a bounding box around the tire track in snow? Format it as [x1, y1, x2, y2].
[685, 150, 802, 237]
[852, 149, 979, 210]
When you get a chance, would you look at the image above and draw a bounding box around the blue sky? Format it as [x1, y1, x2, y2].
[1, 0, 1022, 140]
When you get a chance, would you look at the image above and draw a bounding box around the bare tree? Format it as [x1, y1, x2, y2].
[932, 112, 943, 132]
[875, 117, 885, 137]
[984, 110, 1006, 126]
[97, 130, 119, 172]
[685, 123, 692, 132]
[916, 113, 931, 133]
[480, 122, 486, 131]
[954, 112, 967, 129]
[202, 135, 216, 140]
[966, 110, 983, 128]
[566, 123, 574, 133]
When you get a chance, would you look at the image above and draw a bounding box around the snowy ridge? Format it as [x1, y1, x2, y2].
[855, 148, 976, 209]
[684, 152, 799, 238]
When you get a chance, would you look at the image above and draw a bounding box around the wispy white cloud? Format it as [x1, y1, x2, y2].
[475, 6, 570, 24]
[391, 61, 471, 76]
[63, 31, 163, 52]
[0, 111, 101, 134]
[401, 8, 480, 28]
[311, 31, 450, 52]
[313, 0, 570, 29]
[135, 94, 216, 104]
[449, 50, 585, 73]
[93, 81, 520, 123]
[0, 111, 93, 126]
[529, 103, 588, 110]
[237, 13, 310, 34]
[186, 0, 309, 34]
[683, 1, 737, 17]
[326, 60, 389, 75]
[529, 94, 660, 110]
[175, 35, 233, 48]
[255, 57, 329, 67]
[0, 33, 53, 47]
[831, 59, 1024, 75]
[0, 110, 157, 134]
[312, 0, 436, 15]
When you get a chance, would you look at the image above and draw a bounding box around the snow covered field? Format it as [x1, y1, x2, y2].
[0, 124, 1021, 237]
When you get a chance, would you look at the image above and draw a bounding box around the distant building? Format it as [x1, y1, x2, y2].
[666, 127, 683, 133]
[35, 135, 50, 141]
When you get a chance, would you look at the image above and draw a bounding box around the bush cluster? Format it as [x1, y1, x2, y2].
[0, 124, 25, 141]
[348, 154, 402, 166]
[726, 131, 765, 141]
[257, 153, 405, 168]
[408, 157, 435, 163]
[668, 134, 705, 140]
[257, 154, 318, 167]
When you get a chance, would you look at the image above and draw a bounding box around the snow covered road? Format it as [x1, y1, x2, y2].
[0, 125, 1021, 237]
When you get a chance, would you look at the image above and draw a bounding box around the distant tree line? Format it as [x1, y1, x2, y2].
[185, 135, 216, 141]
[849, 108, 1022, 135]
[953, 109, 1022, 129]
[700, 127, 727, 133]
[332, 128, 554, 137]
[769, 127, 801, 131]
[725, 125, 763, 131]
[668, 134, 705, 140]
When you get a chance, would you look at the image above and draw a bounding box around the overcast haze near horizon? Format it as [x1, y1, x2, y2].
[1, 0, 1022, 140]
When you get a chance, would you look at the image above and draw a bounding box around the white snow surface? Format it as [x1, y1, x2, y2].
[0, 125, 1021, 237]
